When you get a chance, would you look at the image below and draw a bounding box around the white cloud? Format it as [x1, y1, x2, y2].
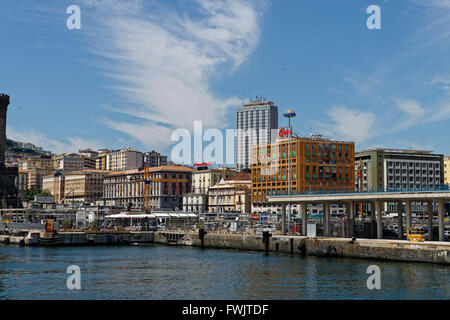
[320, 107, 378, 144]
[79, 0, 262, 150]
[428, 75, 450, 95]
[392, 98, 426, 131]
[6, 126, 103, 154]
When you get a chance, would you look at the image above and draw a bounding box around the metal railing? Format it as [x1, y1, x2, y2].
[270, 184, 450, 197]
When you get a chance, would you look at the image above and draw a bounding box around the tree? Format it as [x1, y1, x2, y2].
[37, 189, 52, 196]
[22, 188, 41, 201]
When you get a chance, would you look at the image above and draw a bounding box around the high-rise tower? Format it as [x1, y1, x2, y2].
[236, 98, 278, 172]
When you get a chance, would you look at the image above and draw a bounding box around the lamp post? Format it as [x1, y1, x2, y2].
[283, 109, 296, 235]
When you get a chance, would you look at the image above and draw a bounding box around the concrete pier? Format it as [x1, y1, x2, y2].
[2, 229, 450, 264]
[1, 231, 154, 246]
[162, 232, 450, 265]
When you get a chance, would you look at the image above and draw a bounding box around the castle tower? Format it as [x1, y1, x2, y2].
[0, 93, 10, 167]
[0, 93, 20, 208]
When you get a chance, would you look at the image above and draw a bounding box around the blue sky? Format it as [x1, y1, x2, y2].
[1, 0, 449, 160]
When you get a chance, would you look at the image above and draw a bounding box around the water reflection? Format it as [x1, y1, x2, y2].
[0, 244, 448, 300]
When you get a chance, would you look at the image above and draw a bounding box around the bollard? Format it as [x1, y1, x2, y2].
[262, 231, 271, 253]
[199, 228, 207, 248]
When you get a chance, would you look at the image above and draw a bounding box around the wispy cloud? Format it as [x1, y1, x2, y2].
[7, 126, 103, 154]
[78, 0, 263, 150]
[319, 106, 378, 144]
[391, 98, 426, 131]
[428, 75, 450, 95]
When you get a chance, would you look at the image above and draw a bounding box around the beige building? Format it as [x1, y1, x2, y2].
[192, 167, 236, 194]
[108, 148, 143, 171]
[95, 149, 112, 170]
[208, 172, 251, 213]
[183, 167, 236, 213]
[42, 174, 65, 203]
[27, 168, 54, 190]
[63, 170, 109, 203]
[445, 156, 450, 185]
[53, 153, 84, 172]
[103, 165, 193, 209]
[18, 156, 54, 171]
[79, 149, 98, 170]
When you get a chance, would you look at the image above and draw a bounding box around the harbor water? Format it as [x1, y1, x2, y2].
[0, 244, 448, 300]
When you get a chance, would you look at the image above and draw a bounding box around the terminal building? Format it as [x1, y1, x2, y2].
[251, 135, 355, 214]
[355, 149, 444, 213]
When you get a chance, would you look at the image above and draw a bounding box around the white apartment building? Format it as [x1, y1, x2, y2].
[236, 98, 278, 172]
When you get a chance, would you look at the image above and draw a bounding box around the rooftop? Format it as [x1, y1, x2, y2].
[356, 148, 434, 155]
[225, 172, 251, 181]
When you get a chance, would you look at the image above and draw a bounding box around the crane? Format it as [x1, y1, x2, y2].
[129, 166, 151, 212]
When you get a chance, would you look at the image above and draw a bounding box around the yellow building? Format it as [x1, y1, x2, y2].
[208, 173, 251, 213]
[445, 156, 450, 185]
[18, 157, 54, 171]
[192, 167, 236, 194]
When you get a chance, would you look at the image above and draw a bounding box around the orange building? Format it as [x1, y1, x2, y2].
[251, 136, 355, 206]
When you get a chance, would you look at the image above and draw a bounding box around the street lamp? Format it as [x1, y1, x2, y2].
[283, 109, 296, 235]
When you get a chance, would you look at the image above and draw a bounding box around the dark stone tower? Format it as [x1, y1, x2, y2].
[0, 93, 20, 208]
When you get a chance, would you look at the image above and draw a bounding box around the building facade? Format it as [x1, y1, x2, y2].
[192, 167, 237, 194]
[143, 150, 168, 168]
[208, 173, 251, 213]
[355, 149, 444, 191]
[103, 165, 193, 210]
[108, 148, 143, 171]
[251, 136, 355, 213]
[355, 149, 444, 212]
[183, 167, 237, 213]
[53, 153, 84, 172]
[18, 156, 54, 171]
[445, 156, 450, 185]
[236, 99, 278, 172]
[15, 169, 28, 193]
[183, 193, 208, 213]
[96, 149, 113, 170]
[42, 173, 65, 203]
[63, 170, 109, 204]
[26, 168, 54, 190]
[79, 149, 99, 170]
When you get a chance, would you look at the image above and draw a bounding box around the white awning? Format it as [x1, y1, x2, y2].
[153, 213, 170, 218]
[105, 213, 156, 219]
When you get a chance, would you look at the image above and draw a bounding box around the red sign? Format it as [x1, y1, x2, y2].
[278, 127, 292, 138]
[193, 162, 211, 167]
